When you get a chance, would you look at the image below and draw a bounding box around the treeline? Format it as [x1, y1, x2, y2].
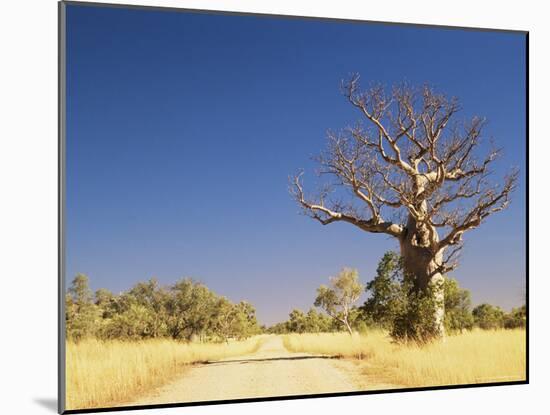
[473, 303, 526, 330]
[268, 251, 526, 338]
[267, 308, 345, 334]
[67, 251, 525, 342]
[66, 274, 261, 342]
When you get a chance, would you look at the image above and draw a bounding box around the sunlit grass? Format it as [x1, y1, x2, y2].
[66, 336, 264, 410]
[283, 329, 526, 387]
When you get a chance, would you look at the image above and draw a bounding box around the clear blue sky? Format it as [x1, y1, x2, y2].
[65, 4, 526, 325]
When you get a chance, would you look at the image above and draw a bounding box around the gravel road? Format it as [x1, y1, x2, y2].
[129, 336, 397, 406]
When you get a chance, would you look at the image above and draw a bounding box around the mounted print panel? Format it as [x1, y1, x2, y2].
[59, 1, 528, 413]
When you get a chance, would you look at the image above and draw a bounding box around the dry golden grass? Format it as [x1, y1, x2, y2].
[283, 329, 526, 387]
[66, 336, 264, 410]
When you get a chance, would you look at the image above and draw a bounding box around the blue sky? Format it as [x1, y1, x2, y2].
[65, 4, 526, 325]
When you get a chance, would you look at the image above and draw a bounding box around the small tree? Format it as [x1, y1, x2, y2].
[288, 309, 307, 333]
[305, 308, 333, 332]
[444, 278, 474, 332]
[473, 303, 505, 329]
[166, 279, 218, 340]
[314, 268, 364, 335]
[504, 305, 526, 329]
[95, 288, 115, 319]
[127, 279, 170, 338]
[66, 274, 98, 341]
[214, 297, 239, 343]
[362, 252, 405, 329]
[233, 301, 260, 339]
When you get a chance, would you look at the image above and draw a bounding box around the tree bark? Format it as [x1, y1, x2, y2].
[399, 214, 446, 339]
[343, 319, 353, 336]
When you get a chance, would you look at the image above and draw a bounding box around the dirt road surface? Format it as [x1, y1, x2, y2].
[128, 336, 398, 406]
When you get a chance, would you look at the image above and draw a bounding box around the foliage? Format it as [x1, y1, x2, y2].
[227, 301, 261, 340]
[266, 321, 290, 335]
[314, 268, 364, 334]
[66, 274, 260, 342]
[66, 274, 99, 341]
[361, 252, 405, 329]
[472, 303, 527, 330]
[444, 278, 474, 332]
[165, 279, 218, 340]
[307, 307, 338, 332]
[98, 302, 158, 340]
[473, 303, 506, 329]
[287, 309, 307, 333]
[362, 252, 476, 342]
[504, 305, 526, 329]
[390, 284, 442, 343]
[268, 307, 336, 334]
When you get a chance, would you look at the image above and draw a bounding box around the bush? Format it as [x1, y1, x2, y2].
[361, 252, 404, 330]
[473, 303, 505, 329]
[390, 283, 442, 343]
[504, 306, 526, 329]
[444, 278, 474, 332]
[362, 252, 475, 342]
[66, 274, 99, 341]
[66, 275, 260, 342]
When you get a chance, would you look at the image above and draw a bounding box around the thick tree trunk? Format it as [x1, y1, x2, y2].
[399, 215, 445, 339]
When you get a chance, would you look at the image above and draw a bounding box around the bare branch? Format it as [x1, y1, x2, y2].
[438, 169, 519, 249]
[290, 172, 404, 237]
[433, 243, 463, 276]
[291, 74, 519, 280]
[342, 75, 417, 176]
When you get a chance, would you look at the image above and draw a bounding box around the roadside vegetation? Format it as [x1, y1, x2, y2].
[66, 336, 263, 409]
[274, 251, 526, 387]
[268, 251, 526, 338]
[283, 329, 525, 387]
[66, 274, 261, 342]
[65, 274, 263, 409]
[65, 251, 526, 409]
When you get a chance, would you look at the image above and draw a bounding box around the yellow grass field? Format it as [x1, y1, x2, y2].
[66, 336, 263, 410]
[66, 330, 525, 409]
[283, 329, 526, 387]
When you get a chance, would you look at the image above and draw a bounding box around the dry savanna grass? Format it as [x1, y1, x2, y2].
[283, 329, 526, 387]
[66, 336, 264, 410]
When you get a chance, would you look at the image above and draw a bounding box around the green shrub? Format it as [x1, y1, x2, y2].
[473, 303, 505, 329]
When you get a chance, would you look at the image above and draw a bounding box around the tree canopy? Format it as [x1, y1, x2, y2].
[314, 268, 364, 335]
[291, 76, 517, 340]
[66, 275, 260, 342]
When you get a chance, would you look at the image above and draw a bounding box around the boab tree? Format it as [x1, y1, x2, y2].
[291, 75, 517, 340]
